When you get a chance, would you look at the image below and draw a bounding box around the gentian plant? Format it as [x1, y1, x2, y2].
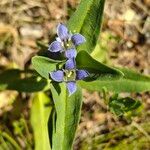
[48, 23, 85, 58]
[31, 0, 150, 149]
[0, 0, 150, 150]
[49, 24, 88, 96]
[49, 57, 89, 96]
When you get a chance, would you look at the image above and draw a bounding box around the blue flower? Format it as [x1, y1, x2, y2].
[48, 23, 86, 59]
[49, 58, 89, 96]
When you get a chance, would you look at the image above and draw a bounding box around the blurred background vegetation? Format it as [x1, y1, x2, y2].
[0, 0, 150, 149]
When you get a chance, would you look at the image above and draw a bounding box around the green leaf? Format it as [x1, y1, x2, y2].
[109, 96, 141, 116]
[0, 69, 48, 92]
[50, 83, 82, 150]
[68, 0, 105, 53]
[76, 50, 123, 78]
[32, 56, 64, 79]
[31, 92, 52, 150]
[78, 68, 150, 92]
[91, 42, 108, 63]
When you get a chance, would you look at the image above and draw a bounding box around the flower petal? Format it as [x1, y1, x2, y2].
[66, 81, 77, 96]
[49, 70, 64, 82]
[56, 37, 62, 42]
[57, 23, 69, 41]
[65, 49, 77, 59]
[65, 58, 76, 70]
[76, 70, 89, 80]
[71, 33, 86, 46]
[48, 41, 62, 52]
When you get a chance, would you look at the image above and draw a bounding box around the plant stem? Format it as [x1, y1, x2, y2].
[0, 132, 21, 150]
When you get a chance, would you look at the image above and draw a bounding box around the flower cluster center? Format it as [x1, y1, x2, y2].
[64, 39, 73, 50]
[64, 69, 76, 82]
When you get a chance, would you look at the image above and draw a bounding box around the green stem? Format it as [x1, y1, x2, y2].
[0, 135, 8, 150]
[0, 132, 21, 150]
[102, 87, 109, 104]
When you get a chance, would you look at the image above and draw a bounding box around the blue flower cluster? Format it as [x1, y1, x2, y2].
[48, 24, 89, 96]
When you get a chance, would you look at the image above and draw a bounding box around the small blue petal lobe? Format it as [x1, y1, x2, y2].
[71, 34, 86, 46]
[65, 49, 77, 59]
[67, 81, 77, 96]
[56, 37, 61, 42]
[57, 23, 69, 41]
[65, 58, 76, 70]
[48, 41, 62, 52]
[49, 70, 64, 82]
[76, 70, 89, 80]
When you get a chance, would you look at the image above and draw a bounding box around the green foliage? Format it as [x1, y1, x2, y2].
[76, 50, 123, 77]
[1, 0, 149, 149]
[91, 32, 121, 63]
[50, 83, 82, 150]
[68, 0, 105, 53]
[0, 131, 21, 150]
[109, 94, 141, 116]
[31, 92, 52, 150]
[91, 42, 108, 63]
[32, 56, 64, 79]
[80, 122, 150, 150]
[0, 69, 48, 92]
[79, 67, 150, 92]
